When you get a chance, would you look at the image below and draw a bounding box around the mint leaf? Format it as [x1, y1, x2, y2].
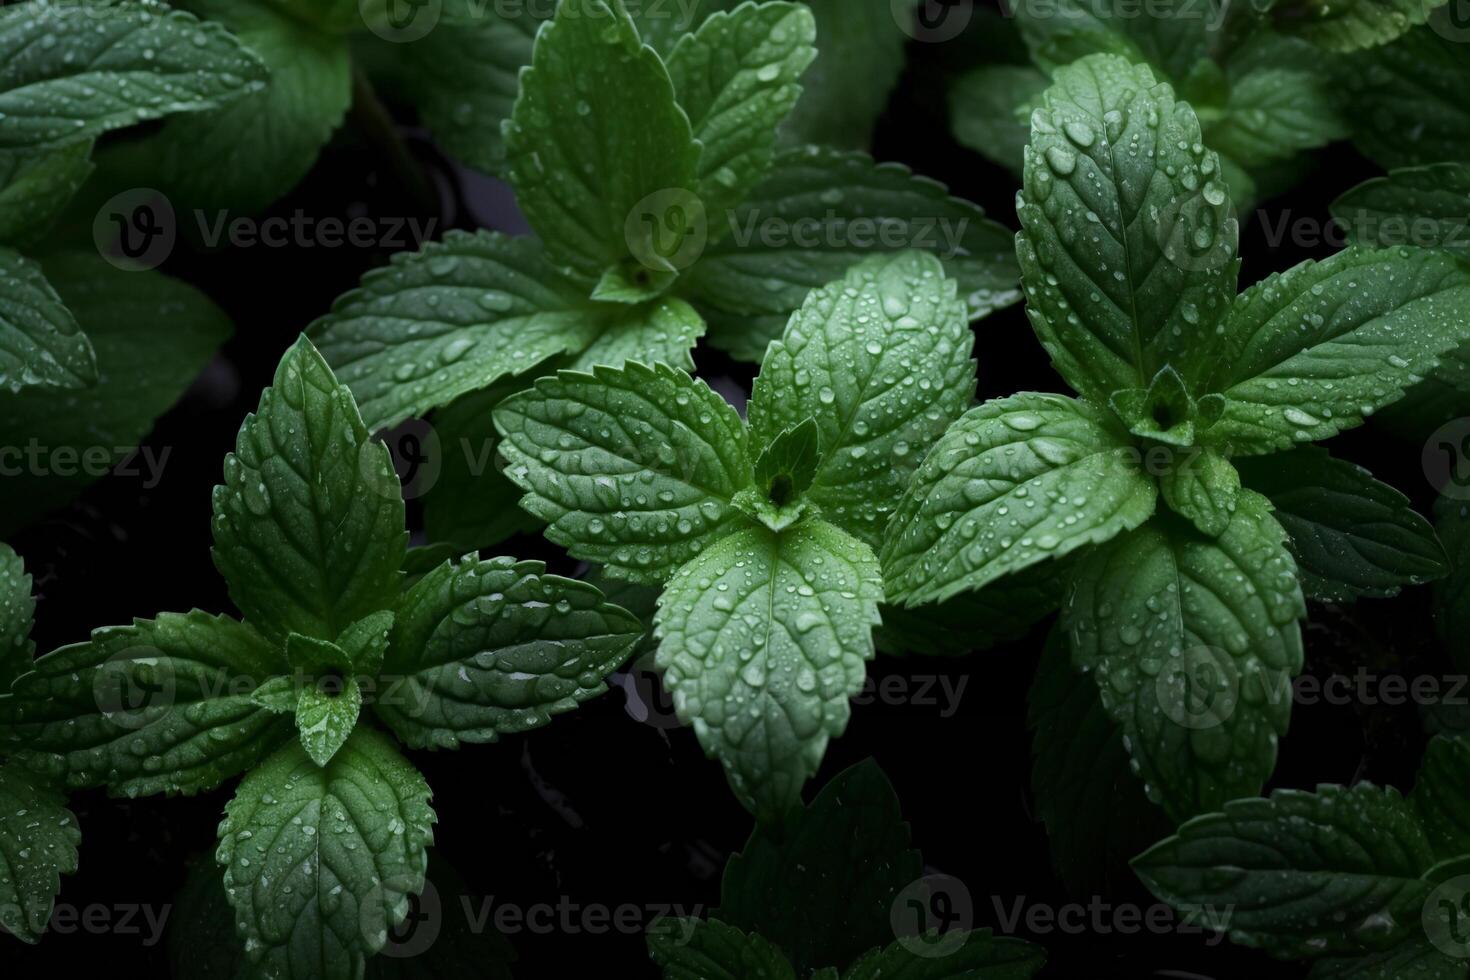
[1158, 446, 1241, 537]
[1203, 247, 1470, 454]
[949, 65, 1050, 177]
[217, 728, 435, 979]
[1334, 163, 1470, 261]
[1238, 447, 1448, 601]
[666, 1, 816, 217]
[504, 0, 700, 282]
[655, 521, 882, 819]
[753, 418, 821, 504]
[777, 0, 906, 149]
[564, 296, 706, 374]
[1, 612, 292, 796]
[0, 248, 95, 393]
[1066, 492, 1304, 822]
[376, 555, 641, 748]
[1207, 36, 1347, 169]
[1413, 735, 1470, 861]
[1012, 0, 1216, 80]
[1435, 496, 1470, 670]
[747, 251, 976, 548]
[718, 759, 920, 973]
[1016, 55, 1239, 403]
[310, 230, 596, 432]
[647, 917, 795, 980]
[682, 146, 1019, 362]
[212, 337, 406, 643]
[0, 541, 34, 689]
[0, 0, 266, 151]
[495, 362, 752, 584]
[294, 672, 361, 768]
[336, 610, 394, 676]
[259, 0, 358, 34]
[881, 393, 1157, 608]
[0, 764, 79, 943]
[0, 142, 94, 247]
[1133, 784, 1436, 958]
[876, 562, 1066, 656]
[1275, 0, 1444, 51]
[842, 931, 1047, 979]
[0, 251, 232, 536]
[1345, 27, 1470, 169]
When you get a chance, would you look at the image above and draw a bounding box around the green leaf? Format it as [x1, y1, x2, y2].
[1413, 735, 1470, 861]
[1012, 0, 1219, 81]
[1066, 493, 1305, 822]
[563, 295, 706, 374]
[841, 931, 1048, 980]
[753, 418, 821, 504]
[1345, 27, 1470, 170]
[504, 0, 700, 282]
[1158, 446, 1241, 537]
[310, 230, 596, 432]
[250, 674, 300, 714]
[0, 142, 94, 247]
[217, 728, 435, 980]
[376, 555, 641, 748]
[1435, 496, 1470, 670]
[0, 611, 292, 796]
[1133, 784, 1436, 958]
[1207, 36, 1347, 168]
[1203, 247, 1470, 454]
[0, 247, 95, 393]
[0, 251, 232, 536]
[0, 764, 79, 943]
[666, 1, 816, 217]
[0, 541, 34, 690]
[1016, 55, 1239, 403]
[747, 251, 977, 548]
[1334, 163, 1470, 261]
[777, 0, 907, 149]
[717, 759, 920, 974]
[1238, 447, 1448, 601]
[294, 673, 361, 768]
[647, 917, 796, 980]
[259, 0, 359, 34]
[98, 0, 351, 212]
[1274, 0, 1444, 51]
[494, 361, 753, 584]
[655, 521, 882, 819]
[949, 65, 1050, 177]
[681, 146, 1019, 362]
[212, 337, 407, 644]
[285, 632, 354, 676]
[336, 610, 394, 676]
[0, 0, 267, 152]
[1029, 628, 1171, 896]
[881, 393, 1157, 608]
[875, 562, 1066, 656]
[1310, 937, 1470, 980]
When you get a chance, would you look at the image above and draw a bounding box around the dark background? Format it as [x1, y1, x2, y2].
[5, 12, 1452, 979]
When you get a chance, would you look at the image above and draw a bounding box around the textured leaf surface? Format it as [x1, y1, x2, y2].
[1013, 0, 1217, 80]
[1, 612, 291, 796]
[655, 521, 882, 818]
[217, 729, 435, 980]
[949, 65, 1049, 177]
[0, 541, 34, 689]
[293, 674, 361, 768]
[377, 555, 641, 748]
[1346, 28, 1470, 170]
[212, 337, 406, 643]
[647, 917, 795, 980]
[1134, 784, 1437, 958]
[1276, 0, 1443, 52]
[563, 296, 705, 374]
[0, 0, 266, 151]
[777, 0, 906, 149]
[1334, 163, 1470, 261]
[0, 142, 94, 246]
[310, 230, 595, 432]
[1208, 36, 1347, 168]
[1158, 446, 1241, 538]
[1413, 735, 1470, 861]
[747, 251, 976, 548]
[0, 247, 94, 393]
[882, 393, 1157, 608]
[0, 764, 79, 943]
[495, 362, 752, 584]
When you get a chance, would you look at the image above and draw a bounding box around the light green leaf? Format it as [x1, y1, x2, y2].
[1435, 495, 1470, 671]
[0, 142, 94, 247]
[0, 541, 34, 690]
[881, 393, 1157, 608]
[1310, 937, 1470, 980]
[1158, 446, 1241, 537]
[1413, 735, 1470, 862]
[1013, 0, 1219, 81]
[1275, 0, 1444, 51]
[0, 247, 95, 393]
[563, 295, 706, 374]
[777, 0, 906, 149]
[0, 251, 232, 536]
[1204, 247, 1470, 454]
[0, 0, 267, 152]
[217, 728, 435, 980]
[1016, 55, 1239, 403]
[949, 65, 1050, 177]
[250, 674, 300, 714]
[655, 521, 882, 819]
[495, 361, 752, 584]
[0, 611, 292, 796]
[310, 230, 597, 432]
[684, 146, 1019, 362]
[1333, 163, 1470, 261]
[747, 251, 976, 548]
[666, 1, 816, 217]
[212, 337, 406, 644]
[841, 931, 1048, 980]
[1207, 36, 1347, 168]
[0, 764, 79, 943]
[504, 0, 700, 282]
[752, 418, 821, 505]
[1238, 447, 1448, 601]
[294, 673, 361, 768]
[1133, 784, 1436, 958]
[1066, 492, 1304, 822]
[285, 632, 353, 675]
[647, 917, 796, 980]
[376, 555, 641, 748]
[1345, 27, 1470, 170]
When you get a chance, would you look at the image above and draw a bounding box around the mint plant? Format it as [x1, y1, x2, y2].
[493, 250, 976, 818]
[646, 759, 1048, 979]
[0, 337, 644, 972]
[886, 54, 1470, 836]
